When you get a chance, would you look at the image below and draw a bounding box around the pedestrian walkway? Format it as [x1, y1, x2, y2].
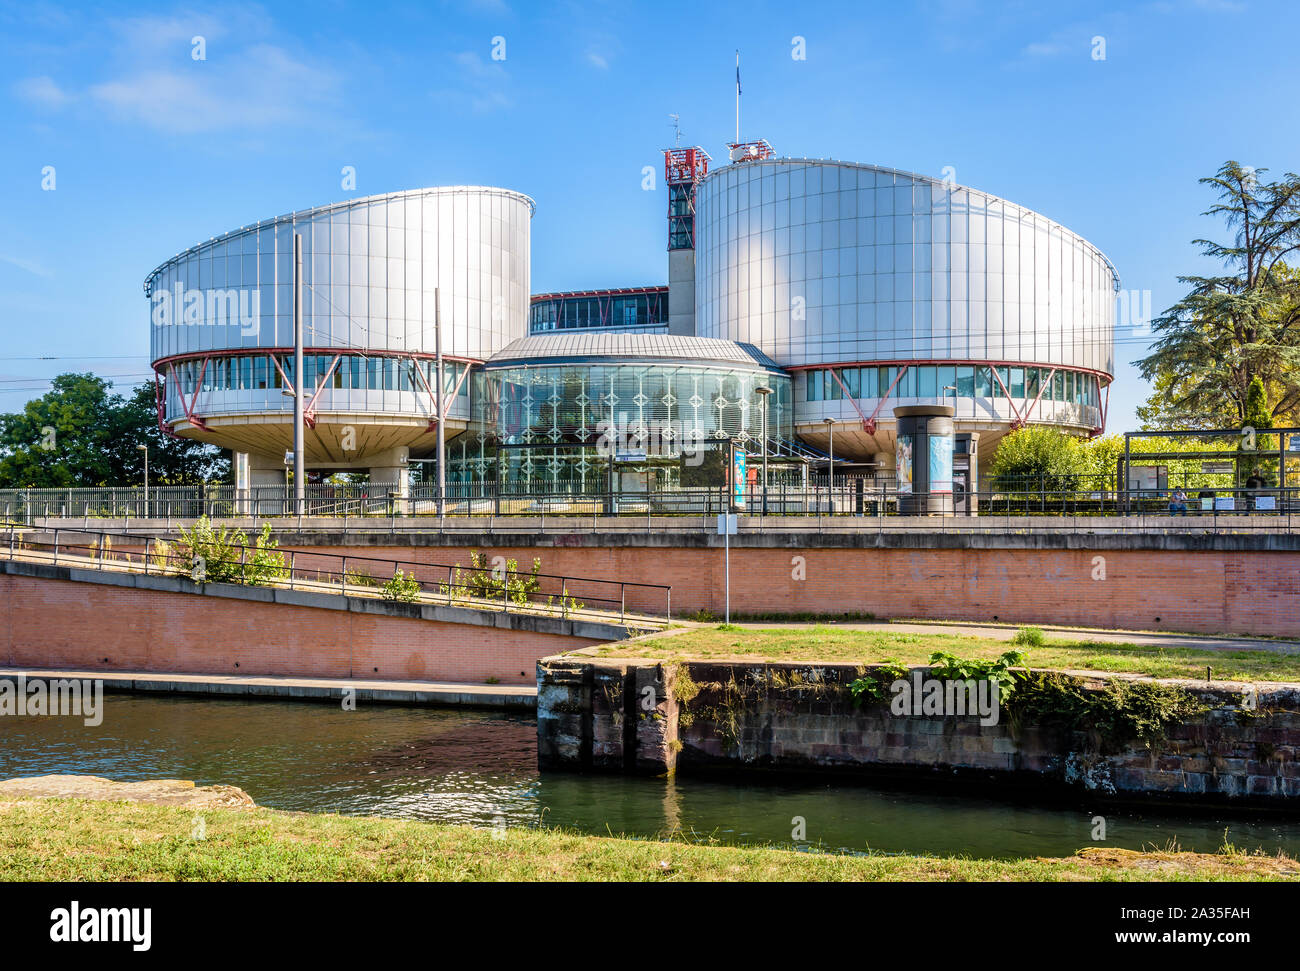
[0, 667, 537, 709]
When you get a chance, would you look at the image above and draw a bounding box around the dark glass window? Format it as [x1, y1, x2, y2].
[956, 366, 974, 397]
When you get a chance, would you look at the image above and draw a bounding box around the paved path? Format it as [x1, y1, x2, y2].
[729, 620, 1300, 655]
[0, 667, 536, 709]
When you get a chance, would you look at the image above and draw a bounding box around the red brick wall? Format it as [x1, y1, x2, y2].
[0, 574, 596, 684]
[307, 544, 1300, 637]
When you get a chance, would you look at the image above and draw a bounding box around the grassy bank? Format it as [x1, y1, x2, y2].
[590, 627, 1300, 682]
[0, 798, 1295, 881]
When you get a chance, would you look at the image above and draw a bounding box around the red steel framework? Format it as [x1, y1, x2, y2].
[791, 359, 1114, 437]
[153, 348, 478, 438]
[664, 146, 711, 250]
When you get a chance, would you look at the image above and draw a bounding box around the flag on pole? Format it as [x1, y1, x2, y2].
[736, 53, 741, 95]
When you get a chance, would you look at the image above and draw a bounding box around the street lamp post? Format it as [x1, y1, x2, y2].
[822, 417, 835, 515]
[292, 232, 305, 517]
[755, 385, 772, 516]
[137, 444, 149, 518]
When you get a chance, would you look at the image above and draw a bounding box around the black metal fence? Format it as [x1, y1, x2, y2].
[5, 479, 1300, 523]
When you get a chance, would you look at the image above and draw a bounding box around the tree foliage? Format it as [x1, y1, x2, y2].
[1136, 162, 1300, 428]
[987, 426, 1089, 492]
[0, 373, 228, 488]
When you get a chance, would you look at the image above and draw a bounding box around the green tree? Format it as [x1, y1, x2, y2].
[0, 374, 122, 487]
[117, 382, 229, 485]
[1137, 162, 1300, 428]
[988, 427, 1087, 493]
[1079, 434, 1126, 487]
[0, 374, 229, 488]
[1240, 375, 1277, 484]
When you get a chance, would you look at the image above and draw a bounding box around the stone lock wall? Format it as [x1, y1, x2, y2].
[537, 657, 1300, 806]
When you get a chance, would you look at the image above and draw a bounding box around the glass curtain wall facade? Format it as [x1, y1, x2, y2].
[529, 288, 668, 333]
[454, 362, 792, 490]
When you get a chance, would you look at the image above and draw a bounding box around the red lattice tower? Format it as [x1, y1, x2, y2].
[664, 146, 711, 250]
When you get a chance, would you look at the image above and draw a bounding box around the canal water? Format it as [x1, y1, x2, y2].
[4, 695, 1300, 860]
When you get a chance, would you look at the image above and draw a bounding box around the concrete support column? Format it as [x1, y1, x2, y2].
[369, 445, 411, 514]
[234, 451, 251, 515]
[667, 249, 696, 336]
[248, 452, 290, 515]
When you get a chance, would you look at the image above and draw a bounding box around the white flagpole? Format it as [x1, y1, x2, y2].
[735, 50, 740, 145]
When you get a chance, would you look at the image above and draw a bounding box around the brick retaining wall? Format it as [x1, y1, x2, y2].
[0, 565, 613, 685]
[291, 543, 1300, 637]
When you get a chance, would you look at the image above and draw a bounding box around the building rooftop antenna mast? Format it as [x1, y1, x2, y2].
[669, 113, 682, 147]
[728, 48, 775, 164]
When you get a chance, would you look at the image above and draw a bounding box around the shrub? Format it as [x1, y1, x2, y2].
[243, 523, 288, 585]
[171, 517, 286, 586]
[381, 568, 421, 602]
[464, 550, 542, 606]
[173, 516, 244, 583]
[1012, 626, 1045, 647]
[927, 649, 1029, 701]
[988, 426, 1087, 494]
[848, 660, 909, 707]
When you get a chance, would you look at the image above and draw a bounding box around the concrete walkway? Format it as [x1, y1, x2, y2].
[729, 620, 1300, 655]
[0, 667, 536, 710]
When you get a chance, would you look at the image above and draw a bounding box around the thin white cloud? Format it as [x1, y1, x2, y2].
[586, 50, 609, 70]
[12, 75, 73, 109]
[88, 42, 341, 133]
[1022, 41, 1066, 58]
[0, 254, 54, 279]
[9, 9, 352, 135]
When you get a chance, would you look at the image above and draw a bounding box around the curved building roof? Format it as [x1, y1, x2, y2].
[485, 333, 784, 371]
[143, 185, 536, 294]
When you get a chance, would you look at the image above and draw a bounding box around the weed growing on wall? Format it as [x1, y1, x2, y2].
[381, 569, 421, 603]
[1009, 671, 1209, 751]
[160, 517, 287, 586]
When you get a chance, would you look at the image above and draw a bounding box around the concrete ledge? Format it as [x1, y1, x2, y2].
[222, 526, 1300, 553]
[25, 519, 1300, 553]
[0, 558, 634, 642]
[0, 667, 537, 710]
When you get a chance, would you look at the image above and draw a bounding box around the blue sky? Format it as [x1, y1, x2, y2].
[0, 0, 1295, 434]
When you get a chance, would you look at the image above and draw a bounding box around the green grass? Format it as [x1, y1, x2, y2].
[590, 626, 1300, 682]
[0, 798, 1295, 882]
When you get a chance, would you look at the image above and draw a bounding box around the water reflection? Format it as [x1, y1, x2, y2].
[2, 694, 1298, 860]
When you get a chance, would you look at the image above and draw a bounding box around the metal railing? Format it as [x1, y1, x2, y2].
[5, 481, 1300, 529]
[0, 521, 672, 626]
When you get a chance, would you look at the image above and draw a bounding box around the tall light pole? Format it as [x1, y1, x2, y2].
[137, 444, 148, 518]
[292, 232, 305, 517]
[822, 417, 835, 515]
[434, 287, 445, 519]
[755, 385, 772, 515]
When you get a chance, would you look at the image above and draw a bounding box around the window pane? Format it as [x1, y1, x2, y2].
[827, 370, 842, 399]
[956, 366, 974, 397]
[937, 365, 955, 397]
[917, 366, 937, 397]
